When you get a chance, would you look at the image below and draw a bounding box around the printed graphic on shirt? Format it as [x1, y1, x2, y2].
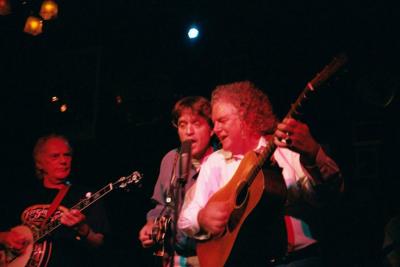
[21, 204, 68, 229]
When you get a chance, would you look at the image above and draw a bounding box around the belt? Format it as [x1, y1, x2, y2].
[268, 243, 321, 266]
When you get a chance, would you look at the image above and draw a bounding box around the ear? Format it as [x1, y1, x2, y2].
[35, 160, 43, 171]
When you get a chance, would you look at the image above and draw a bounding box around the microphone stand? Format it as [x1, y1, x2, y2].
[169, 176, 186, 267]
[169, 140, 191, 267]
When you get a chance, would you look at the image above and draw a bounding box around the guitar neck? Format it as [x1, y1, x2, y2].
[248, 83, 314, 181]
[245, 58, 342, 185]
[34, 183, 114, 242]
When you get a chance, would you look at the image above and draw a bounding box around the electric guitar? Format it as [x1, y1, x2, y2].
[1, 171, 142, 267]
[196, 54, 347, 267]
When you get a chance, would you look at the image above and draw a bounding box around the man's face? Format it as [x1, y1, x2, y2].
[177, 109, 213, 159]
[212, 101, 243, 154]
[36, 138, 72, 185]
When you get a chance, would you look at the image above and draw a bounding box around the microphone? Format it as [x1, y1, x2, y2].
[178, 140, 192, 185]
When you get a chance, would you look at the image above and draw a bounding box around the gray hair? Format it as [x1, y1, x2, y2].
[33, 134, 72, 179]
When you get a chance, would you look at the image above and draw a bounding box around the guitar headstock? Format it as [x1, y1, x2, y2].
[114, 171, 143, 190]
[309, 53, 347, 89]
[286, 53, 347, 119]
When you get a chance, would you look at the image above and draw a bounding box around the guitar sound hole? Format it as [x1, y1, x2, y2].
[236, 183, 249, 207]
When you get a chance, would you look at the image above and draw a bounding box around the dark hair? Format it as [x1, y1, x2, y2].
[33, 134, 72, 179]
[171, 96, 212, 128]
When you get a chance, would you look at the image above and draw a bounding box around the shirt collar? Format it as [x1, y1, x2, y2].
[192, 146, 214, 172]
[221, 136, 268, 161]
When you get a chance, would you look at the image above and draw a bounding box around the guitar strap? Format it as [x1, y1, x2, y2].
[166, 151, 179, 207]
[41, 183, 71, 227]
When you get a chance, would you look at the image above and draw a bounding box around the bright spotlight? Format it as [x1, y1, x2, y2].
[187, 27, 199, 39]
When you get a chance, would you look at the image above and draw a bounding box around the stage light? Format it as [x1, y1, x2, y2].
[0, 0, 11, 15]
[116, 95, 123, 104]
[51, 96, 59, 102]
[24, 16, 43, 36]
[60, 104, 67, 112]
[188, 27, 199, 39]
[39, 0, 58, 20]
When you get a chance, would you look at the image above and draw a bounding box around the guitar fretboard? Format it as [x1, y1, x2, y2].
[245, 53, 347, 186]
[34, 183, 114, 242]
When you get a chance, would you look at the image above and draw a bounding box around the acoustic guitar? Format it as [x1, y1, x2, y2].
[196, 54, 347, 267]
[1, 171, 142, 267]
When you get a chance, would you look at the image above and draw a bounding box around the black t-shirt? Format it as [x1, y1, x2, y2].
[3, 179, 110, 267]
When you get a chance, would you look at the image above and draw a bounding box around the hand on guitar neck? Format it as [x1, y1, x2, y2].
[198, 201, 233, 238]
[61, 209, 89, 236]
[60, 209, 86, 229]
[274, 118, 320, 165]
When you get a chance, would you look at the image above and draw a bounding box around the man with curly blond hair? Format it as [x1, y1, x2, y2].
[179, 81, 343, 266]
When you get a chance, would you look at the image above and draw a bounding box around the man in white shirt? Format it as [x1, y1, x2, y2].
[178, 81, 343, 266]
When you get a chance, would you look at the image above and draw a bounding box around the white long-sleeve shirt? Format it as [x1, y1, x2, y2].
[178, 137, 342, 251]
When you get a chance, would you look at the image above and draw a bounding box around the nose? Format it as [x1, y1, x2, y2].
[185, 123, 194, 135]
[59, 155, 69, 164]
[213, 122, 221, 134]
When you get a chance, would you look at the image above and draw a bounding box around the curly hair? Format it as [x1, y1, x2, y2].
[171, 96, 213, 128]
[211, 81, 277, 135]
[33, 134, 72, 179]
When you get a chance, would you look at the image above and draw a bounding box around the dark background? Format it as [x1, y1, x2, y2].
[1, 1, 399, 266]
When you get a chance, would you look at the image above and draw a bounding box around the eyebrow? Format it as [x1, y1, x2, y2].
[178, 118, 201, 124]
[214, 114, 232, 121]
